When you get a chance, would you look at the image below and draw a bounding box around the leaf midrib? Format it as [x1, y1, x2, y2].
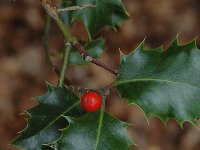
[94, 106, 104, 150]
[30, 100, 80, 139]
[114, 78, 200, 89]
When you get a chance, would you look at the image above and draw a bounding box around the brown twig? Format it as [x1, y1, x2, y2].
[72, 41, 118, 76]
[40, 0, 59, 21]
[57, 4, 96, 13]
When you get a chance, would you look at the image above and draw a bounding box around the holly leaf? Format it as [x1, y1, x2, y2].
[11, 83, 85, 150]
[45, 110, 133, 150]
[69, 38, 105, 65]
[115, 37, 200, 128]
[72, 0, 129, 40]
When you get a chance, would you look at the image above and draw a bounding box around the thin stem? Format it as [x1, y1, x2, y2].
[54, 66, 71, 86]
[41, 0, 75, 87]
[43, 14, 71, 86]
[56, 19, 76, 42]
[41, 0, 76, 42]
[73, 41, 118, 76]
[58, 43, 72, 87]
[43, 14, 53, 68]
[57, 4, 96, 12]
[56, 19, 76, 87]
[95, 98, 105, 150]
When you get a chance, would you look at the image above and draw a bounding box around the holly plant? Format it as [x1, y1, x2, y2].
[11, 0, 200, 150]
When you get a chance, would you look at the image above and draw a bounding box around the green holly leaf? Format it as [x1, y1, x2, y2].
[69, 38, 105, 65]
[45, 110, 133, 150]
[115, 37, 200, 128]
[72, 0, 129, 40]
[11, 83, 85, 150]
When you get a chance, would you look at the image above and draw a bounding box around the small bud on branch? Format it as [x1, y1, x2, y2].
[72, 41, 118, 76]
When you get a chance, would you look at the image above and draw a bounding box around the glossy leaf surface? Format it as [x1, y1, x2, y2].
[115, 38, 200, 127]
[72, 0, 129, 40]
[56, 111, 133, 150]
[11, 84, 84, 150]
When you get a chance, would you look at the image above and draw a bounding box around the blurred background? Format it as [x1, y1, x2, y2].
[0, 0, 200, 149]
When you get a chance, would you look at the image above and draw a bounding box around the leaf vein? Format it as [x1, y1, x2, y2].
[115, 78, 200, 89]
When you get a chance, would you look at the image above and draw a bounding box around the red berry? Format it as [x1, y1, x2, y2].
[81, 92, 102, 112]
